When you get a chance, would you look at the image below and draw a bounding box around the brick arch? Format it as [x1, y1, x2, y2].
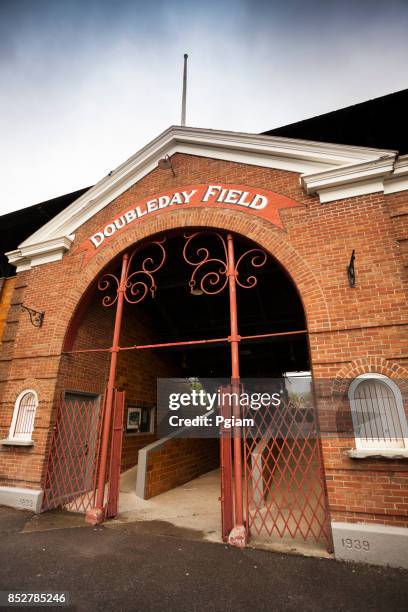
[12, 378, 50, 400]
[332, 357, 408, 397]
[61, 207, 331, 350]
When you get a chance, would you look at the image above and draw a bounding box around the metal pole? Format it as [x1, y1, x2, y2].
[181, 53, 188, 126]
[86, 252, 129, 525]
[226, 233, 246, 547]
[64, 329, 308, 355]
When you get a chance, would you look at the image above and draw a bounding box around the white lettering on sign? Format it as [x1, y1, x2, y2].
[202, 185, 267, 209]
[75, 182, 303, 267]
[89, 185, 269, 250]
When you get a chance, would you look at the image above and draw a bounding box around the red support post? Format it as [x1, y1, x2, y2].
[106, 390, 126, 519]
[220, 385, 234, 541]
[86, 252, 129, 525]
[226, 233, 247, 547]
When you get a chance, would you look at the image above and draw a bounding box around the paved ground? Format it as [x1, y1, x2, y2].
[118, 468, 328, 558]
[0, 507, 408, 611]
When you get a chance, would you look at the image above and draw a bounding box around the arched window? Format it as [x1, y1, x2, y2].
[348, 374, 408, 450]
[9, 390, 38, 442]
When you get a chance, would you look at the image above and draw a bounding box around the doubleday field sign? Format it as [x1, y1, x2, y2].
[75, 183, 301, 265]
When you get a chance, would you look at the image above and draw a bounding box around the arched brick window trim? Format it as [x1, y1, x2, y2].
[332, 358, 408, 397]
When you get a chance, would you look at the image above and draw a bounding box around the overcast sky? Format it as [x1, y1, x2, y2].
[1, 0, 407, 214]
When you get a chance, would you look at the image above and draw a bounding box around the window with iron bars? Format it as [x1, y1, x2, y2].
[9, 390, 38, 442]
[349, 374, 408, 450]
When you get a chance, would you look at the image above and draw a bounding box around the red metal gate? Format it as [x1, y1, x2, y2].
[244, 392, 331, 545]
[41, 393, 103, 513]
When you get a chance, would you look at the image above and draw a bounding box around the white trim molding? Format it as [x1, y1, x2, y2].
[348, 448, 408, 459]
[301, 156, 396, 203]
[384, 154, 408, 194]
[5, 125, 406, 271]
[0, 438, 34, 447]
[7, 236, 73, 272]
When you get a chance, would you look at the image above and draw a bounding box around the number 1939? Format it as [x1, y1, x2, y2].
[341, 538, 370, 551]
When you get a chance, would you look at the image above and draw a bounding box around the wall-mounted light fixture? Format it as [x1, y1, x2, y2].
[347, 250, 356, 288]
[158, 154, 175, 177]
[21, 304, 44, 327]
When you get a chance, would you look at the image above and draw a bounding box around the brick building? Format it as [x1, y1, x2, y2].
[0, 91, 407, 567]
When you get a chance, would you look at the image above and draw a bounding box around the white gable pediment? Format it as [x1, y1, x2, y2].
[7, 125, 402, 272]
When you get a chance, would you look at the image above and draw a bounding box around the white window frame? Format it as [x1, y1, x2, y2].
[8, 389, 38, 442]
[348, 373, 408, 451]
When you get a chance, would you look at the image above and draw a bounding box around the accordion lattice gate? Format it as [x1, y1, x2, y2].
[41, 395, 103, 514]
[244, 395, 331, 545]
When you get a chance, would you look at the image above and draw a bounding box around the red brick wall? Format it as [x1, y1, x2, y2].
[0, 153, 406, 528]
[144, 437, 220, 499]
[323, 439, 408, 526]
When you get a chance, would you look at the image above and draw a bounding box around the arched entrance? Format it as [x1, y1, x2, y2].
[41, 228, 331, 550]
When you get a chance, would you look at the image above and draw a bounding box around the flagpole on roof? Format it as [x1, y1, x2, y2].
[181, 53, 188, 126]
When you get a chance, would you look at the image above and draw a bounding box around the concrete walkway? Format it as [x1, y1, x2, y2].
[118, 466, 222, 541]
[118, 466, 329, 558]
[0, 505, 407, 612]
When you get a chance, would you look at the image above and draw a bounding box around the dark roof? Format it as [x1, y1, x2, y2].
[0, 187, 90, 277]
[263, 89, 408, 154]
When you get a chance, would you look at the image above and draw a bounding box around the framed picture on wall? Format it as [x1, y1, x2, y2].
[126, 406, 142, 433]
[126, 405, 154, 434]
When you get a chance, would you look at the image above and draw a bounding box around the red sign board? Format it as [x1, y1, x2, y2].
[75, 183, 302, 266]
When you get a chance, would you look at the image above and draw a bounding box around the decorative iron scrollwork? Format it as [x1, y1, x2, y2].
[235, 248, 268, 289]
[125, 238, 167, 303]
[99, 238, 167, 307]
[183, 232, 228, 295]
[98, 232, 267, 307]
[183, 231, 267, 295]
[98, 274, 119, 307]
